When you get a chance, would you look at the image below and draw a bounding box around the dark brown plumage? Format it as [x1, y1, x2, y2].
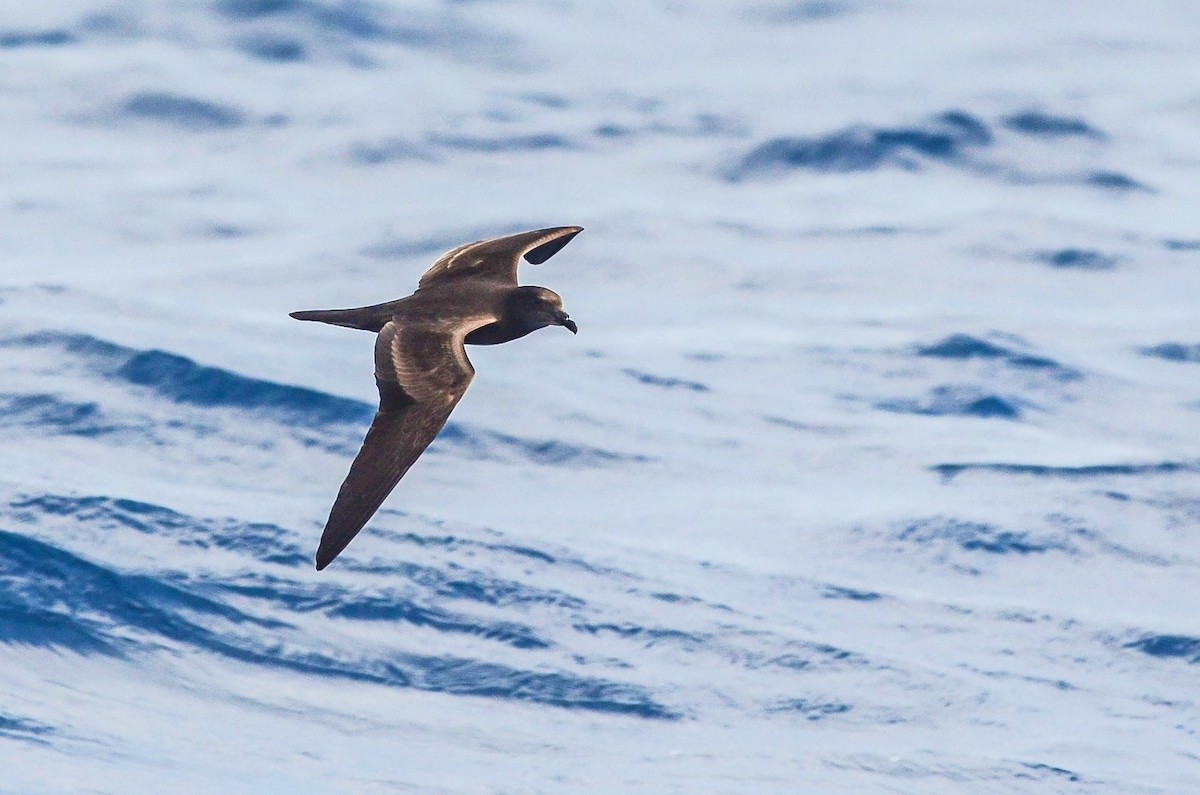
[291, 226, 581, 570]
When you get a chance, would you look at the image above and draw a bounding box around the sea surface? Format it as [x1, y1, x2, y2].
[2, 1, 1199, 792]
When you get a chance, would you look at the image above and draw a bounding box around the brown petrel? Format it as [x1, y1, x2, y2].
[291, 226, 582, 570]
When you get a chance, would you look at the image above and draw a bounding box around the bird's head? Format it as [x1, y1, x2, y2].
[514, 286, 577, 334]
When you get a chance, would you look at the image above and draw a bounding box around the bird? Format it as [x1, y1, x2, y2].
[290, 226, 582, 570]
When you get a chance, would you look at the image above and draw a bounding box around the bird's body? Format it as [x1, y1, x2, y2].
[291, 226, 581, 570]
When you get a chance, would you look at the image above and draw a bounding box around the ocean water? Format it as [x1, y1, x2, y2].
[2, 1, 1199, 792]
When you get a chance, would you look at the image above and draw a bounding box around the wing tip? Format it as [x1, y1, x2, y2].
[523, 226, 584, 265]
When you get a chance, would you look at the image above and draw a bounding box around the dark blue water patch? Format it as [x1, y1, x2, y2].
[239, 34, 306, 62]
[0, 602, 113, 654]
[349, 137, 429, 165]
[1002, 110, 1104, 140]
[649, 591, 705, 605]
[1036, 248, 1119, 271]
[196, 618, 676, 717]
[1006, 354, 1065, 371]
[0, 713, 55, 745]
[1124, 634, 1200, 663]
[1084, 170, 1148, 191]
[877, 386, 1021, 420]
[760, 640, 868, 670]
[896, 518, 1073, 555]
[122, 92, 245, 131]
[768, 698, 852, 719]
[0, 330, 128, 363]
[8, 494, 310, 567]
[310, 549, 588, 609]
[0, 528, 673, 716]
[0, 29, 77, 47]
[939, 110, 994, 145]
[211, 575, 552, 649]
[573, 622, 710, 651]
[398, 657, 678, 718]
[726, 109, 991, 180]
[917, 334, 1009, 360]
[114, 349, 373, 426]
[916, 334, 1077, 378]
[1140, 342, 1200, 363]
[1163, 238, 1200, 251]
[426, 132, 573, 153]
[1016, 763, 1082, 783]
[492, 542, 556, 564]
[622, 369, 709, 392]
[333, 599, 550, 649]
[933, 460, 1200, 482]
[216, 0, 491, 52]
[221, 561, 578, 612]
[0, 393, 125, 437]
[0, 529, 287, 655]
[3, 514, 669, 717]
[821, 585, 882, 601]
[215, 0, 388, 39]
[12, 494, 189, 532]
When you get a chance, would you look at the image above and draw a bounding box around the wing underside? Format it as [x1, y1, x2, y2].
[314, 320, 482, 570]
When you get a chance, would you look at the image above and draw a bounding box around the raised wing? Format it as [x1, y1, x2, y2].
[314, 319, 488, 570]
[417, 226, 582, 290]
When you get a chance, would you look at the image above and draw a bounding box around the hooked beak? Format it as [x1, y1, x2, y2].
[556, 311, 578, 334]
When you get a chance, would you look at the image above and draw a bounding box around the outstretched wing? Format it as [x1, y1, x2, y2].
[314, 318, 488, 570]
[417, 226, 582, 290]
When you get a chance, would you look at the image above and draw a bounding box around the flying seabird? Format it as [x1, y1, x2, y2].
[291, 226, 582, 570]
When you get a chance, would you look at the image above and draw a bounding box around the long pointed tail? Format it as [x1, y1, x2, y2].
[288, 307, 389, 332]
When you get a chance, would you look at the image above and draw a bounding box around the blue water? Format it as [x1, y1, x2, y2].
[2, 1, 1199, 792]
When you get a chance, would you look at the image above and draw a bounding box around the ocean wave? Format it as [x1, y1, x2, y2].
[1124, 634, 1200, 664]
[3, 330, 643, 466]
[876, 386, 1023, 420]
[0, 521, 677, 718]
[916, 333, 1077, 378]
[725, 110, 992, 179]
[1001, 110, 1105, 141]
[121, 92, 246, 131]
[933, 460, 1200, 481]
[895, 518, 1074, 556]
[0, 29, 76, 48]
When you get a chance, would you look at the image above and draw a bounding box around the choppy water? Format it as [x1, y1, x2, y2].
[2, 1, 1199, 792]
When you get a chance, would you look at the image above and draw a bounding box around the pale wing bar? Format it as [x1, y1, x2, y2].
[417, 226, 582, 290]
